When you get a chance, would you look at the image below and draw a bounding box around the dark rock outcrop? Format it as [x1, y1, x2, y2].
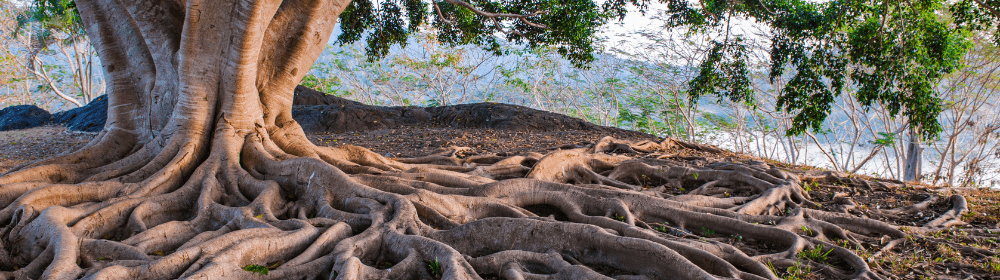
[293, 85, 359, 107]
[425, 102, 599, 131]
[291, 85, 630, 134]
[0, 105, 52, 131]
[51, 95, 108, 132]
[292, 104, 433, 132]
[292, 86, 433, 132]
[2, 87, 636, 135]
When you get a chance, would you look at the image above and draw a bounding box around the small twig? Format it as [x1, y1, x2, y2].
[755, 0, 774, 15]
[870, 238, 903, 259]
[492, 17, 523, 35]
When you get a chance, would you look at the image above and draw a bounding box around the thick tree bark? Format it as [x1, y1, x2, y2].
[0, 0, 970, 279]
[904, 129, 923, 182]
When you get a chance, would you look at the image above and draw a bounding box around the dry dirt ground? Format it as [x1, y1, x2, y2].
[0, 127, 94, 173]
[2, 125, 999, 279]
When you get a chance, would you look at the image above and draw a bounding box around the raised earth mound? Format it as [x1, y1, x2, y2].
[0, 97, 998, 280]
[291, 85, 630, 134]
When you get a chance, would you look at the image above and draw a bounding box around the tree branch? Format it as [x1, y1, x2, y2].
[433, 1, 456, 25]
[438, 0, 548, 29]
[973, 0, 1000, 19]
[700, 0, 717, 21]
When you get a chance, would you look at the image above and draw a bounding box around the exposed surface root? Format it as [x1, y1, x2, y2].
[0, 134, 991, 280]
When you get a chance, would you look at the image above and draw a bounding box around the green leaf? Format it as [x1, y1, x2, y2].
[242, 264, 269, 276]
[428, 257, 442, 275]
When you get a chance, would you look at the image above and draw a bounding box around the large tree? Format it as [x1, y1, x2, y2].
[0, 0, 993, 279]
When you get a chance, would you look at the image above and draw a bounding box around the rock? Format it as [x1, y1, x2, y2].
[291, 103, 431, 132]
[0, 105, 52, 131]
[2, 86, 636, 135]
[293, 85, 357, 106]
[425, 102, 599, 131]
[291, 85, 629, 134]
[52, 95, 108, 132]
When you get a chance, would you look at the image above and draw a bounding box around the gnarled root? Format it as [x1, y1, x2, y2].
[0, 134, 977, 280]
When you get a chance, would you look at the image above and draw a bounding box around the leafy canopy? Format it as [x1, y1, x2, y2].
[344, 0, 996, 139]
[26, 0, 1000, 139]
[661, 0, 995, 139]
[15, 0, 84, 41]
[336, 0, 645, 67]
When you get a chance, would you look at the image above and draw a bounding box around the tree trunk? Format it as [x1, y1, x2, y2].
[904, 128, 923, 182]
[0, 0, 939, 279]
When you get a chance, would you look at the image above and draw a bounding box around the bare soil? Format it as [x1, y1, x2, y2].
[304, 126, 652, 159]
[0, 127, 94, 173]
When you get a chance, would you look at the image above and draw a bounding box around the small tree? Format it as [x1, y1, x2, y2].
[13, 0, 103, 108]
[0, 2, 33, 107]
